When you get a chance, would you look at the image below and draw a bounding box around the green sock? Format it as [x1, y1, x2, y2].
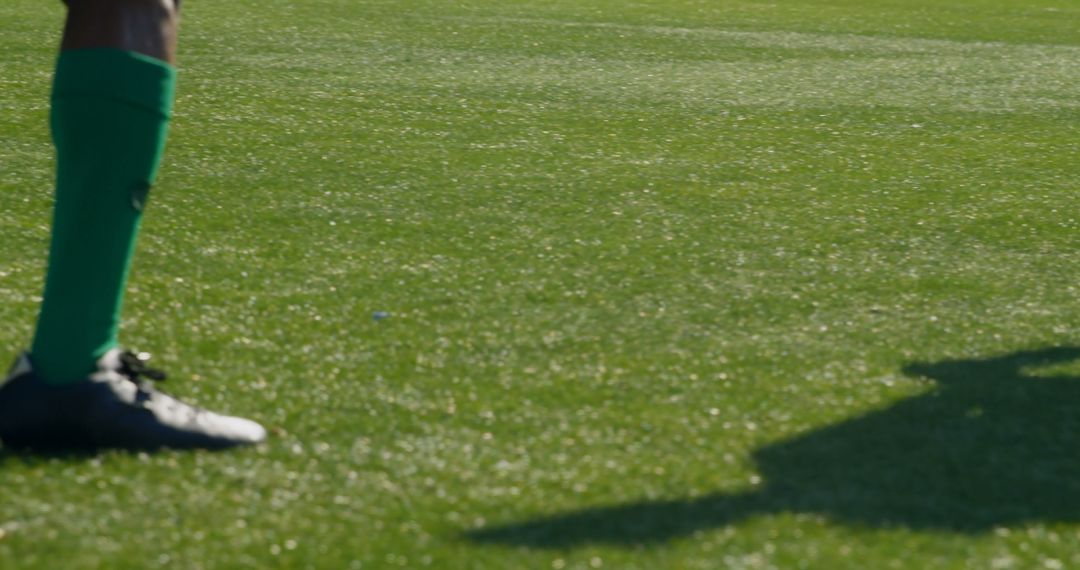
[31, 49, 176, 385]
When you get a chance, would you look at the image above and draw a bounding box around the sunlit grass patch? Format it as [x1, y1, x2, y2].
[2, 0, 1080, 568]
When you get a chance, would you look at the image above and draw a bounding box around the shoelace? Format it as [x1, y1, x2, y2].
[116, 351, 202, 419]
[117, 351, 168, 383]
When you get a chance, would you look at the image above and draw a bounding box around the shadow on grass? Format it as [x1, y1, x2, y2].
[467, 346, 1080, 548]
[0, 446, 101, 466]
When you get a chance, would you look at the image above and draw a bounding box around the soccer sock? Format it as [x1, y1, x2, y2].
[30, 49, 175, 385]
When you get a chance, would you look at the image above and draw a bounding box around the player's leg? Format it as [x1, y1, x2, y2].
[32, 0, 180, 385]
[60, 0, 179, 63]
[0, 0, 265, 450]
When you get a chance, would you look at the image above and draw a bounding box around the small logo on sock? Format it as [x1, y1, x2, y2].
[130, 182, 152, 212]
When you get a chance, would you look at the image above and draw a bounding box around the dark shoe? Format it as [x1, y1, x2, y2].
[0, 350, 266, 451]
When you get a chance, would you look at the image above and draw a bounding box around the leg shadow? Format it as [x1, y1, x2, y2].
[467, 346, 1080, 548]
[468, 491, 766, 548]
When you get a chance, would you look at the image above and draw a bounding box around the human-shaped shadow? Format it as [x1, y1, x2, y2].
[467, 347, 1080, 548]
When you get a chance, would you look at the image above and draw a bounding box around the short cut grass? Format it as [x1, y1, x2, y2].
[2, 0, 1080, 568]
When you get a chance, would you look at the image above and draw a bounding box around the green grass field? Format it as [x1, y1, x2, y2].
[3, 0, 1080, 567]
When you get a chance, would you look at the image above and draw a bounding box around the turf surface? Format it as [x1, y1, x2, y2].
[2, 0, 1080, 568]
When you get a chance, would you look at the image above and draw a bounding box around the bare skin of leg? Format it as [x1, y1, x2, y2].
[60, 0, 180, 64]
